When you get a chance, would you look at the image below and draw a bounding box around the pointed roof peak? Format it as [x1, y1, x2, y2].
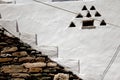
[69, 22, 76, 27]
[90, 6, 96, 10]
[100, 20, 106, 26]
[86, 11, 91, 17]
[95, 11, 101, 17]
[76, 13, 83, 18]
[82, 5, 87, 10]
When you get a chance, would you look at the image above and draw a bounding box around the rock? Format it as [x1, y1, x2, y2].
[54, 73, 69, 80]
[35, 57, 46, 62]
[43, 68, 57, 73]
[11, 78, 25, 80]
[1, 47, 18, 53]
[0, 46, 4, 49]
[19, 57, 34, 63]
[0, 57, 13, 63]
[41, 77, 52, 80]
[1, 65, 27, 73]
[10, 73, 30, 78]
[12, 51, 28, 57]
[47, 62, 57, 67]
[23, 62, 46, 68]
[28, 67, 42, 73]
[0, 53, 12, 57]
[0, 42, 8, 46]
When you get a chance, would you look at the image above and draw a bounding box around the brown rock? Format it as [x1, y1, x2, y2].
[10, 73, 30, 78]
[0, 46, 4, 49]
[47, 62, 57, 67]
[35, 57, 46, 62]
[19, 57, 34, 63]
[54, 73, 69, 80]
[11, 78, 25, 80]
[1, 65, 27, 73]
[0, 57, 13, 63]
[12, 51, 28, 57]
[1, 47, 18, 53]
[28, 67, 42, 73]
[23, 62, 46, 68]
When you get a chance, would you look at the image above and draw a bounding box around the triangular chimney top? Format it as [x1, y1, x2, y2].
[95, 11, 101, 17]
[69, 22, 76, 27]
[86, 11, 91, 17]
[100, 20, 106, 26]
[82, 5, 87, 10]
[76, 13, 83, 18]
[90, 6, 96, 10]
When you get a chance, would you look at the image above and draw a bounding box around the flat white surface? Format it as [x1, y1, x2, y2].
[0, 0, 120, 80]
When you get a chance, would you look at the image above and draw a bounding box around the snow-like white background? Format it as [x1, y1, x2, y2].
[0, 0, 120, 80]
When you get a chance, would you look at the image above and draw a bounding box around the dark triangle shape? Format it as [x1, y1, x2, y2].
[76, 13, 83, 18]
[69, 22, 76, 27]
[100, 20, 106, 26]
[86, 12, 91, 17]
[95, 11, 101, 17]
[82, 5, 87, 10]
[90, 6, 96, 10]
[0, 13, 2, 19]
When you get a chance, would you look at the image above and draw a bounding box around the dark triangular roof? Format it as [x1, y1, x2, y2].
[95, 11, 101, 17]
[82, 5, 87, 10]
[76, 13, 83, 18]
[86, 11, 91, 17]
[69, 22, 76, 27]
[90, 6, 96, 10]
[100, 20, 106, 26]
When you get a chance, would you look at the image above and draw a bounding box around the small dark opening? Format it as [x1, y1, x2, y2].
[95, 11, 101, 17]
[83, 20, 94, 26]
[90, 6, 96, 10]
[100, 20, 106, 26]
[82, 5, 87, 10]
[69, 22, 76, 27]
[76, 13, 83, 18]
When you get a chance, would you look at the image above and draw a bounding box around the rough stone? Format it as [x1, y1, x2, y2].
[0, 57, 13, 63]
[54, 73, 69, 80]
[35, 57, 46, 62]
[47, 62, 57, 67]
[1, 47, 18, 53]
[1, 65, 27, 73]
[11, 78, 25, 80]
[12, 51, 28, 57]
[10, 73, 30, 78]
[19, 57, 34, 63]
[28, 67, 42, 73]
[23, 62, 46, 68]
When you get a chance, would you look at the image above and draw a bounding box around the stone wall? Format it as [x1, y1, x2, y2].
[0, 28, 82, 80]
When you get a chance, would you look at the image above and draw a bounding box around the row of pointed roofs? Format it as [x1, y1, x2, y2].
[76, 11, 101, 18]
[69, 20, 106, 28]
[69, 5, 107, 28]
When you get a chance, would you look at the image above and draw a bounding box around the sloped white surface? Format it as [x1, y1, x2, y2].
[0, 0, 120, 80]
[52, 58, 80, 74]
[0, 20, 16, 33]
[35, 45, 58, 58]
[20, 32, 36, 46]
